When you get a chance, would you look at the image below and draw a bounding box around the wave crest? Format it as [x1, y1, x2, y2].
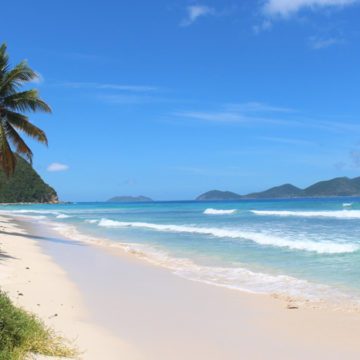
[204, 208, 237, 215]
[44, 221, 357, 304]
[97, 219, 358, 254]
[56, 214, 71, 219]
[251, 210, 360, 219]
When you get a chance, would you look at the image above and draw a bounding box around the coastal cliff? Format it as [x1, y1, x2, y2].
[0, 156, 58, 203]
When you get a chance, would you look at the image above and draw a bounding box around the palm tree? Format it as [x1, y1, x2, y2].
[0, 43, 51, 177]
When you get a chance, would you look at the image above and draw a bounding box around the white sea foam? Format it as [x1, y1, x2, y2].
[84, 219, 99, 224]
[204, 208, 237, 215]
[56, 214, 71, 219]
[36, 219, 360, 307]
[251, 210, 360, 219]
[97, 219, 359, 254]
[43, 220, 347, 301]
[23, 215, 48, 220]
[0, 209, 63, 217]
[9, 209, 59, 214]
[343, 203, 353, 208]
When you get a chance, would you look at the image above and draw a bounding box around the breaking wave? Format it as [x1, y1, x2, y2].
[204, 208, 237, 215]
[56, 214, 71, 219]
[97, 219, 359, 254]
[251, 210, 360, 219]
[45, 221, 354, 303]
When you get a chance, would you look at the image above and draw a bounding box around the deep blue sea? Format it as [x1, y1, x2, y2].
[2, 198, 360, 306]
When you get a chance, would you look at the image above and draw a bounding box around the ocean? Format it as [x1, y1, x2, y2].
[2, 198, 360, 308]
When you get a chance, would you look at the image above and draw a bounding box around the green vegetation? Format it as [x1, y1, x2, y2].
[0, 43, 51, 177]
[245, 183, 304, 199]
[196, 190, 242, 201]
[0, 291, 75, 360]
[197, 176, 360, 200]
[0, 156, 58, 203]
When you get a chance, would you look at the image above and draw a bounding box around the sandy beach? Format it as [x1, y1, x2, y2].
[1, 214, 360, 359]
[0, 215, 141, 359]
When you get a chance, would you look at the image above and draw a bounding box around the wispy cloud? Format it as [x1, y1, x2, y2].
[350, 150, 360, 167]
[174, 102, 297, 125]
[173, 165, 257, 177]
[253, 20, 273, 34]
[58, 82, 159, 92]
[47, 162, 69, 172]
[262, 0, 358, 17]
[258, 136, 316, 146]
[98, 93, 163, 104]
[174, 102, 360, 134]
[181, 5, 215, 26]
[53, 81, 169, 105]
[309, 36, 344, 49]
[226, 102, 295, 113]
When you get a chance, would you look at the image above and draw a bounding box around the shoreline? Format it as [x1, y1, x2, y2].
[0, 215, 142, 359]
[2, 215, 360, 359]
[45, 217, 360, 313]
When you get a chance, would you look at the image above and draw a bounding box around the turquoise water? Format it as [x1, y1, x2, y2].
[2, 199, 360, 304]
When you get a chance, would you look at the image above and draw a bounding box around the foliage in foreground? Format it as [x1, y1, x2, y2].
[0, 291, 76, 360]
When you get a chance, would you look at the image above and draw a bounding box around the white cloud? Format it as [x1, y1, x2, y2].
[262, 0, 357, 17]
[181, 5, 215, 26]
[47, 162, 69, 172]
[309, 36, 344, 49]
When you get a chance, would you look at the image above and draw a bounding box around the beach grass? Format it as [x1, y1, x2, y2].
[0, 291, 76, 360]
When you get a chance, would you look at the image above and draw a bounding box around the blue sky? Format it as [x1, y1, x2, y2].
[2, 0, 360, 201]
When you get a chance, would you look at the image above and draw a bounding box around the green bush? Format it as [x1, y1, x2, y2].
[0, 291, 75, 359]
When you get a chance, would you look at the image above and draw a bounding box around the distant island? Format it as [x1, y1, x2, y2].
[0, 156, 58, 203]
[196, 176, 360, 201]
[107, 195, 153, 202]
[196, 190, 243, 201]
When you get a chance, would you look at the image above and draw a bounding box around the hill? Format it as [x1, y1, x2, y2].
[303, 177, 360, 197]
[107, 195, 153, 202]
[196, 176, 360, 201]
[0, 157, 58, 203]
[196, 190, 243, 201]
[245, 184, 304, 199]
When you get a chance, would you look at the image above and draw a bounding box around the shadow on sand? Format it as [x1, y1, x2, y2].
[0, 230, 84, 247]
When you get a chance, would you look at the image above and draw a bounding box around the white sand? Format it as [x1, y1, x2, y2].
[1, 215, 360, 359]
[0, 216, 142, 359]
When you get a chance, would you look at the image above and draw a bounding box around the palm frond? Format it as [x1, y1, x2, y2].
[3, 89, 52, 113]
[0, 61, 38, 96]
[4, 122, 33, 162]
[4, 110, 48, 145]
[0, 123, 16, 177]
[0, 43, 9, 75]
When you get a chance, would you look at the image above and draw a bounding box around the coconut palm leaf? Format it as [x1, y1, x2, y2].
[5, 110, 48, 145]
[0, 61, 38, 96]
[3, 89, 51, 113]
[0, 43, 51, 177]
[4, 122, 33, 162]
[0, 123, 16, 176]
